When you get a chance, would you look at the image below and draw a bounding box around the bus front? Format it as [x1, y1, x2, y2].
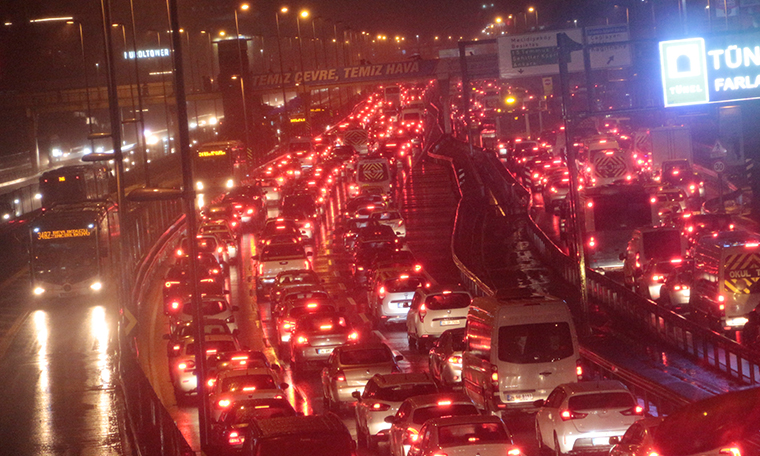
[31, 218, 103, 299]
[193, 147, 236, 198]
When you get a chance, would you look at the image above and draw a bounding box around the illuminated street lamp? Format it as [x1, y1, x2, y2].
[296, 9, 309, 72]
[528, 6, 538, 26]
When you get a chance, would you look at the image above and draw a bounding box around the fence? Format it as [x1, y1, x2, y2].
[433, 133, 699, 416]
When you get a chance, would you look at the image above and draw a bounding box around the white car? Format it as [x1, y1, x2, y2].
[208, 367, 289, 422]
[370, 210, 407, 238]
[387, 392, 479, 456]
[170, 334, 241, 400]
[406, 287, 471, 352]
[408, 415, 521, 456]
[535, 380, 643, 456]
[368, 271, 426, 327]
[353, 373, 438, 450]
[170, 296, 239, 335]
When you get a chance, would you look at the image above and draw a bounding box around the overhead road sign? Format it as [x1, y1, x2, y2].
[497, 25, 631, 78]
[659, 32, 760, 107]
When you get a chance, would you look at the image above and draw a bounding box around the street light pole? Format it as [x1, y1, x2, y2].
[234, 4, 252, 154]
[296, 11, 307, 72]
[276, 7, 289, 141]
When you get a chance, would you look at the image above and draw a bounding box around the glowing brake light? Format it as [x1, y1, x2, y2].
[218, 399, 232, 408]
[560, 409, 588, 420]
[348, 331, 359, 341]
[588, 237, 595, 248]
[448, 355, 462, 363]
[306, 302, 319, 309]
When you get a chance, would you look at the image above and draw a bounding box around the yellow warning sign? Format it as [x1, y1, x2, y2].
[724, 253, 760, 294]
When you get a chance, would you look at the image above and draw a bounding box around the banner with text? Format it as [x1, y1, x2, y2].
[247, 60, 438, 89]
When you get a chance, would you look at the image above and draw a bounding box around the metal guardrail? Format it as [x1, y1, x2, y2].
[434, 134, 699, 416]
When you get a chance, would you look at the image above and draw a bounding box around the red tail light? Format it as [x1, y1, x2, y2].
[404, 428, 419, 444]
[621, 405, 644, 416]
[334, 370, 346, 382]
[228, 430, 244, 445]
[448, 355, 462, 364]
[177, 360, 195, 371]
[371, 402, 391, 411]
[348, 331, 359, 341]
[576, 360, 583, 379]
[718, 447, 741, 456]
[560, 409, 588, 420]
[295, 335, 308, 345]
[419, 303, 427, 322]
[508, 449, 522, 456]
[217, 398, 232, 408]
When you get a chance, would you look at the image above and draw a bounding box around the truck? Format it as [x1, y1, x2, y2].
[634, 126, 693, 176]
[350, 157, 392, 198]
[577, 135, 634, 188]
[579, 185, 655, 272]
[691, 231, 760, 333]
[342, 128, 369, 157]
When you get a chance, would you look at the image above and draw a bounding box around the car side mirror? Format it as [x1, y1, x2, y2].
[609, 436, 620, 445]
[280, 382, 289, 389]
[271, 363, 281, 371]
[384, 415, 396, 424]
[395, 354, 404, 361]
[533, 399, 546, 407]
[352, 391, 362, 401]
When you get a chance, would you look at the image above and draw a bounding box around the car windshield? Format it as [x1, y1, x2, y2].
[642, 231, 682, 260]
[186, 340, 238, 356]
[339, 348, 392, 365]
[296, 314, 348, 333]
[182, 300, 228, 316]
[254, 435, 352, 456]
[412, 404, 479, 424]
[498, 323, 574, 364]
[425, 293, 470, 310]
[382, 276, 423, 293]
[437, 422, 509, 446]
[261, 244, 304, 258]
[222, 399, 296, 423]
[568, 392, 635, 411]
[373, 383, 437, 402]
[221, 374, 277, 392]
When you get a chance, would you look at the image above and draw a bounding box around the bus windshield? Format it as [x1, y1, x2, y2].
[32, 237, 98, 277]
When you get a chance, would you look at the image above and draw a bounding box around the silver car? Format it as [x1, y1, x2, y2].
[353, 373, 438, 450]
[170, 334, 241, 400]
[321, 343, 403, 412]
[535, 380, 643, 456]
[428, 328, 465, 388]
[406, 287, 471, 352]
[290, 312, 357, 372]
[408, 415, 520, 456]
[368, 271, 426, 327]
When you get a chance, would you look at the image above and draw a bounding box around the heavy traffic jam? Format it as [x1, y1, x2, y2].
[152, 80, 759, 456]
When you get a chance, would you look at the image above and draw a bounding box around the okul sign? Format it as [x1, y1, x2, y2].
[659, 32, 760, 107]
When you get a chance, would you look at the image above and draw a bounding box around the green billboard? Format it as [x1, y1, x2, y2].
[659, 38, 709, 107]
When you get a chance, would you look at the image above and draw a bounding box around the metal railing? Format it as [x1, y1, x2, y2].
[434, 134, 700, 416]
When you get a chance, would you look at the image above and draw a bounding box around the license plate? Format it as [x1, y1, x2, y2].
[398, 301, 411, 308]
[505, 393, 533, 402]
[316, 348, 333, 354]
[440, 319, 461, 326]
[593, 437, 612, 446]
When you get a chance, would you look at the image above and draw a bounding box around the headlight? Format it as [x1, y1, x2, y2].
[34, 287, 45, 296]
[90, 282, 103, 291]
[226, 179, 234, 188]
[196, 181, 204, 191]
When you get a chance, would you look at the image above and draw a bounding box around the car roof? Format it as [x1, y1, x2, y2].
[416, 285, 469, 296]
[559, 380, 629, 395]
[404, 392, 473, 408]
[372, 373, 433, 388]
[251, 414, 347, 438]
[217, 366, 273, 378]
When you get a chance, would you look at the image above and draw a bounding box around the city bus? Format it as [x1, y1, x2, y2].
[30, 201, 119, 299]
[39, 165, 112, 208]
[192, 140, 247, 198]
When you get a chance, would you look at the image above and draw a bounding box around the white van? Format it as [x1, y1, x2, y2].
[462, 295, 581, 414]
